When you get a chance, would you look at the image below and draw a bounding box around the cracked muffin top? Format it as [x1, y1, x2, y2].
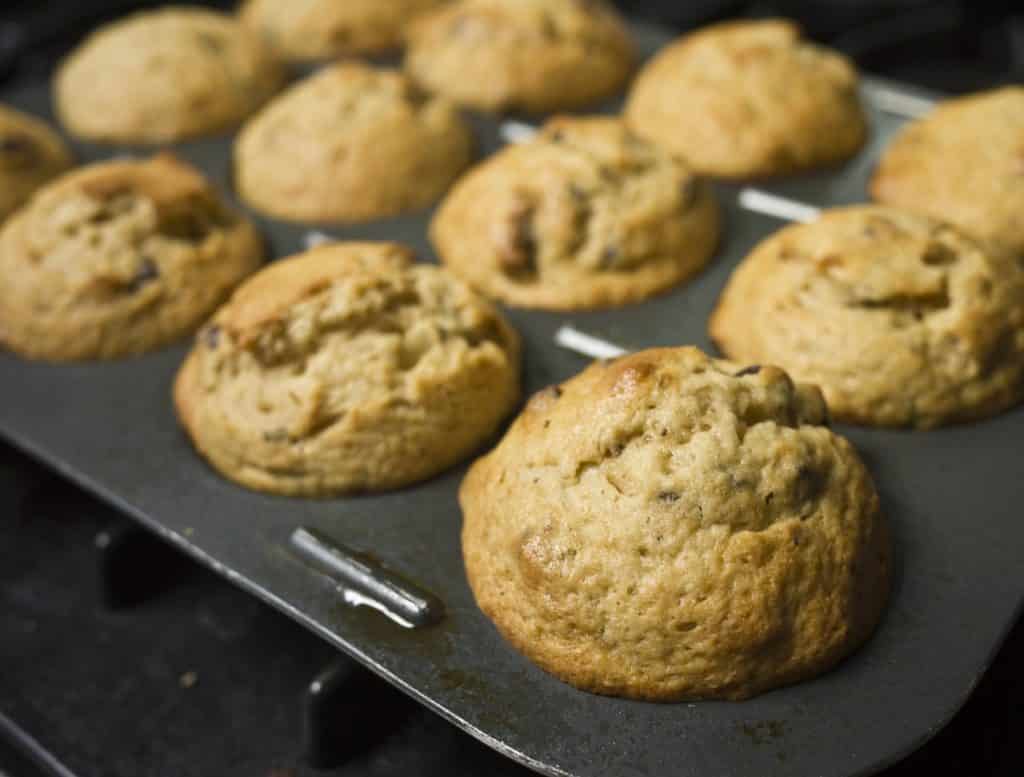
[0, 105, 73, 223]
[234, 62, 474, 224]
[710, 206, 1024, 428]
[0, 153, 263, 361]
[461, 346, 890, 700]
[625, 19, 866, 178]
[871, 86, 1024, 257]
[239, 0, 450, 60]
[55, 6, 285, 144]
[430, 116, 720, 310]
[404, 0, 634, 114]
[174, 242, 521, 496]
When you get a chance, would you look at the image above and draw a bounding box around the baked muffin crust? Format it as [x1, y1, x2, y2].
[431, 116, 719, 309]
[625, 19, 866, 178]
[462, 347, 890, 700]
[175, 242, 521, 495]
[0, 154, 263, 361]
[710, 206, 1024, 428]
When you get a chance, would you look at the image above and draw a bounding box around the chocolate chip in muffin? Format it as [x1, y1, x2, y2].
[496, 197, 537, 276]
[921, 241, 958, 267]
[403, 82, 432, 110]
[128, 257, 160, 291]
[793, 465, 826, 506]
[262, 428, 290, 443]
[158, 199, 225, 242]
[328, 25, 352, 46]
[538, 13, 559, 42]
[600, 245, 621, 269]
[196, 31, 225, 53]
[679, 178, 699, 210]
[203, 324, 221, 349]
[0, 133, 39, 169]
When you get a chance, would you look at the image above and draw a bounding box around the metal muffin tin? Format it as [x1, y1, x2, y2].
[3, 21, 1022, 777]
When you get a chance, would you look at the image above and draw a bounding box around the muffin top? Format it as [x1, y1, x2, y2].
[55, 6, 284, 143]
[710, 206, 1024, 428]
[234, 62, 474, 223]
[239, 0, 450, 60]
[0, 104, 74, 223]
[174, 242, 521, 496]
[404, 0, 634, 114]
[431, 116, 719, 309]
[0, 153, 263, 361]
[871, 86, 1024, 257]
[625, 19, 866, 178]
[462, 346, 890, 700]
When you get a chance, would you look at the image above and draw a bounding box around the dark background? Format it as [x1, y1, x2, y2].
[0, 0, 1022, 91]
[1, 2, 1022, 776]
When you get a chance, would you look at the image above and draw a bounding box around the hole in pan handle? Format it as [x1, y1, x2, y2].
[289, 527, 445, 629]
[867, 85, 935, 119]
[500, 120, 538, 144]
[555, 325, 629, 360]
[737, 188, 821, 223]
[305, 230, 336, 250]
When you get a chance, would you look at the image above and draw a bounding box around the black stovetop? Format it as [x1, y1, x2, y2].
[3, 438, 1023, 777]
[1, 2, 1022, 775]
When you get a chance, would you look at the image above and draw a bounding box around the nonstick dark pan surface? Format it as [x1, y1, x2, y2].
[2, 21, 1022, 777]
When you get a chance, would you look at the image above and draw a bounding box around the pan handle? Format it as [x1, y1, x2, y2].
[289, 527, 445, 629]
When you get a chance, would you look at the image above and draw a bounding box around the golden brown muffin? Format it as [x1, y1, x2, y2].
[710, 206, 1024, 428]
[462, 347, 890, 701]
[0, 105, 73, 223]
[239, 0, 449, 60]
[234, 63, 474, 223]
[174, 242, 521, 496]
[430, 116, 720, 310]
[625, 19, 867, 178]
[404, 0, 634, 114]
[871, 86, 1024, 257]
[0, 154, 263, 361]
[55, 6, 285, 144]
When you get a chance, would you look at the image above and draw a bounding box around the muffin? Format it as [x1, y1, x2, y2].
[234, 63, 474, 223]
[174, 242, 521, 496]
[462, 347, 890, 700]
[55, 6, 285, 144]
[430, 116, 720, 310]
[625, 19, 867, 178]
[239, 0, 449, 60]
[0, 154, 263, 361]
[871, 86, 1024, 257]
[0, 105, 73, 222]
[710, 206, 1024, 428]
[404, 0, 634, 114]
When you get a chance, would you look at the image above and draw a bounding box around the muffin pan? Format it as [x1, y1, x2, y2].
[2, 21, 1023, 777]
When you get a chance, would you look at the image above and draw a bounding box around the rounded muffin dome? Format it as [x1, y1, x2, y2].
[710, 206, 1024, 428]
[625, 19, 866, 178]
[0, 153, 263, 361]
[234, 63, 474, 224]
[461, 347, 890, 701]
[239, 0, 449, 60]
[404, 0, 635, 114]
[55, 6, 284, 143]
[175, 242, 521, 496]
[431, 116, 720, 310]
[0, 104, 73, 222]
[871, 86, 1024, 257]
